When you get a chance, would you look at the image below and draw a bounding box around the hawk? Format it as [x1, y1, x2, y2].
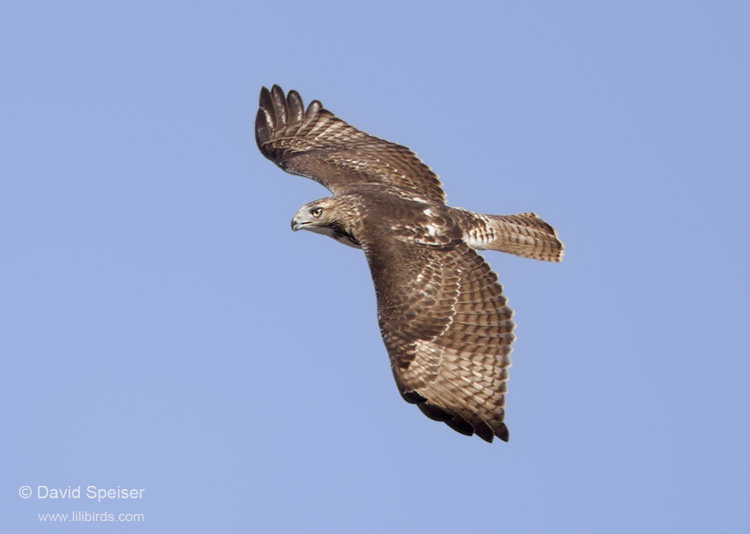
[256, 85, 564, 442]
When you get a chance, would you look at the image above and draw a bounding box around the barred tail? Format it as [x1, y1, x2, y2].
[455, 210, 565, 262]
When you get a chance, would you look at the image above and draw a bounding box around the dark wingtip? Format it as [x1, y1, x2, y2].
[255, 89, 272, 152]
[402, 390, 428, 405]
[270, 85, 288, 126]
[475, 422, 495, 443]
[258, 86, 273, 117]
[445, 416, 475, 436]
[287, 90, 305, 125]
[496, 423, 510, 442]
[254, 111, 268, 151]
[256, 86, 276, 150]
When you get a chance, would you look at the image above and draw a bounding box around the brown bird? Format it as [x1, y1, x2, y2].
[256, 85, 563, 442]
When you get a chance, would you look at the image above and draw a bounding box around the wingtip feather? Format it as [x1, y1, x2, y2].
[270, 85, 288, 127]
[287, 89, 305, 126]
[256, 86, 275, 151]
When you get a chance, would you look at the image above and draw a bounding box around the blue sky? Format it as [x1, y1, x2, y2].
[2, 1, 749, 532]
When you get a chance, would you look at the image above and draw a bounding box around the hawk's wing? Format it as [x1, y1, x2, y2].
[256, 85, 446, 203]
[361, 224, 515, 442]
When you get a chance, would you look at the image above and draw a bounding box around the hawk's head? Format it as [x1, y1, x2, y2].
[291, 197, 362, 249]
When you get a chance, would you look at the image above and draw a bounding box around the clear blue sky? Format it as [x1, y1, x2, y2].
[2, 1, 749, 532]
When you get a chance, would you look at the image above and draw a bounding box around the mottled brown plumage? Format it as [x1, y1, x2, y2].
[256, 85, 564, 442]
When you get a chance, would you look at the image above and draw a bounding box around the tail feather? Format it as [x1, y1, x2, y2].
[455, 209, 565, 262]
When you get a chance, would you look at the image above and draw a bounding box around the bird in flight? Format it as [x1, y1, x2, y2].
[255, 85, 564, 442]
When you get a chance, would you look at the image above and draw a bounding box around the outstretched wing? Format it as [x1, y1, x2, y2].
[361, 223, 515, 442]
[256, 85, 446, 203]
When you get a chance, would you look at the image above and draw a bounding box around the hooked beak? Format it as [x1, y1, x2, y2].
[291, 211, 312, 232]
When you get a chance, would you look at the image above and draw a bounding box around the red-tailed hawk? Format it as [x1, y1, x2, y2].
[256, 85, 564, 442]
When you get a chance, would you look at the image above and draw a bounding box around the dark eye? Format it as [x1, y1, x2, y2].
[310, 207, 323, 218]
